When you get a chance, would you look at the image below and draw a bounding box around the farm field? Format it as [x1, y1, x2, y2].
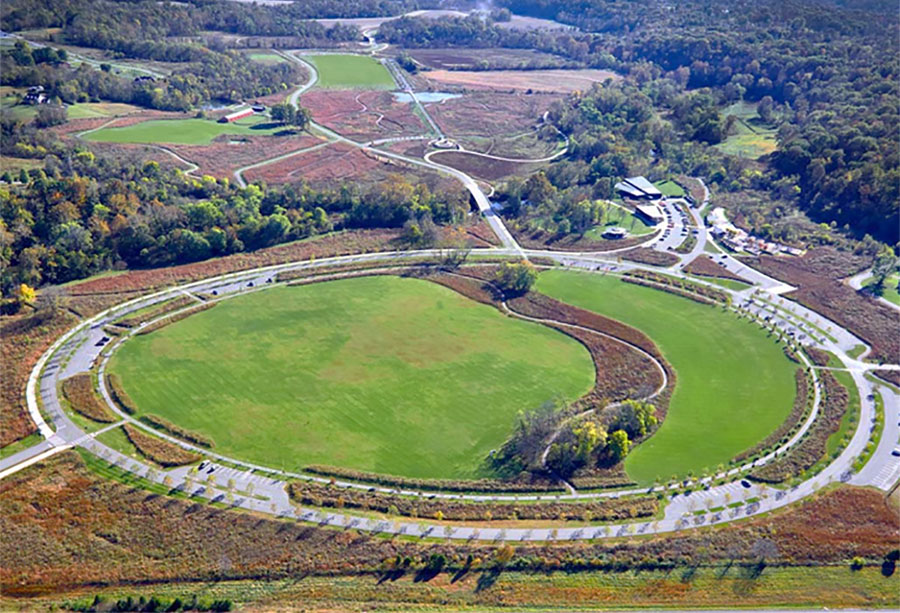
[108, 276, 595, 479]
[82, 115, 282, 145]
[306, 54, 395, 89]
[422, 68, 620, 93]
[535, 270, 796, 484]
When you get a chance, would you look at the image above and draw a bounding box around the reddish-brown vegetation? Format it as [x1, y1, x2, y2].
[172, 133, 323, 179]
[733, 369, 811, 463]
[62, 374, 116, 423]
[106, 374, 137, 415]
[304, 464, 562, 493]
[750, 371, 848, 483]
[63, 230, 407, 296]
[0, 308, 78, 446]
[301, 89, 427, 142]
[0, 452, 895, 595]
[423, 68, 620, 93]
[242, 141, 384, 185]
[140, 414, 214, 449]
[287, 480, 657, 522]
[744, 248, 898, 364]
[136, 302, 216, 335]
[115, 296, 195, 328]
[620, 248, 680, 267]
[427, 92, 562, 139]
[122, 424, 200, 467]
[429, 150, 538, 181]
[622, 270, 730, 305]
[684, 254, 750, 282]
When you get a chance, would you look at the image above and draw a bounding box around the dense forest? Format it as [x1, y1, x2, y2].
[381, 2, 899, 244]
[0, 118, 467, 292]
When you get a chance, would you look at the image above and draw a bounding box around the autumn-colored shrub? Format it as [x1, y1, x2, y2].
[106, 373, 137, 414]
[140, 414, 214, 449]
[122, 424, 200, 467]
[750, 371, 848, 483]
[287, 480, 658, 522]
[62, 374, 116, 423]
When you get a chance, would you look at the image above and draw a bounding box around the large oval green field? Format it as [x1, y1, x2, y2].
[109, 276, 595, 479]
[535, 269, 796, 485]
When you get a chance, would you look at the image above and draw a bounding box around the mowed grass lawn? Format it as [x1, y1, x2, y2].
[83, 115, 281, 145]
[536, 270, 796, 484]
[307, 54, 395, 88]
[109, 276, 594, 479]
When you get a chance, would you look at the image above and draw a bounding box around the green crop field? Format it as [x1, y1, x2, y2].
[535, 270, 796, 484]
[82, 115, 281, 145]
[109, 276, 594, 479]
[307, 54, 395, 88]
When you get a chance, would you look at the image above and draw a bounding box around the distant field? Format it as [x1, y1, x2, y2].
[536, 270, 796, 485]
[109, 276, 594, 478]
[307, 54, 395, 89]
[423, 68, 620, 93]
[247, 52, 287, 65]
[717, 101, 778, 159]
[83, 115, 282, 145]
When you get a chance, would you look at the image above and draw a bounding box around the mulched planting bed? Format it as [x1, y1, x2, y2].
[621, 248, 680, 267]
[106, 373, 137, 414]
[115, 296, 195, 328]
[135, 302, 216, 335]
[684, 254, 750, 282]
[732, 369, 811, 464]
[304, 464, 563, 493]
[622, 270, 730, 306]
[743, 248, 898, 364]
[749, 370, 848, 483]
[287, 480, 658, 522]
[62, 374, 116, 423]
[140, 414, 214, 449]
[122, 424, 200, 467]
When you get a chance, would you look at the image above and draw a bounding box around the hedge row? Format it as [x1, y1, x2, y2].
[116, 296, 195, 328]
[622, 270, 730, 304]
[62, 374, 116, 423]
[106, 373, 137, 414]
[749, 370, 848, 483]
[732, 368, 811, 464]
[303, 465, 564, 493]
[141, 414, 215, 449]
[287, 480, 657, 522]
[136, 302, 217, 335]
[122, 424, 200, 467]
